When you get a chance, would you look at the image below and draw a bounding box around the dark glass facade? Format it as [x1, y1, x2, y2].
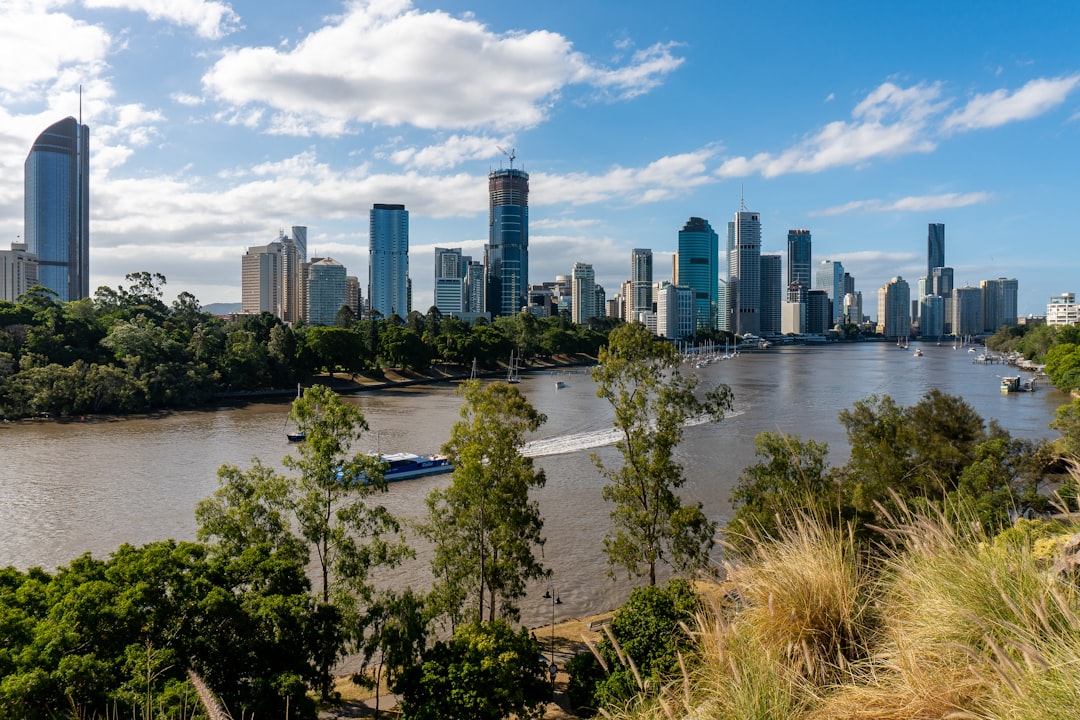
[927, 223, 945, 277]
[485, 168, 529, 317]
[24, 117, 89, 302]
[676, 217, 719, 331]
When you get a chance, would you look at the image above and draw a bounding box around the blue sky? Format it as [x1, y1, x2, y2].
[2, 0, 1078, 318]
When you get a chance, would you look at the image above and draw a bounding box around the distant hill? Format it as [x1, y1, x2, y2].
[202, 302, 242, 315]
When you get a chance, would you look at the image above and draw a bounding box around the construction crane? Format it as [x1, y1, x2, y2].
[496, 145, 516, 169]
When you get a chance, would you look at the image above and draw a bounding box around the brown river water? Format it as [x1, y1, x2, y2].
[0, 342, 1067, 627]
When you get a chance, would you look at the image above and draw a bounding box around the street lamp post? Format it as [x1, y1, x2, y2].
[543, 587, 562, 698]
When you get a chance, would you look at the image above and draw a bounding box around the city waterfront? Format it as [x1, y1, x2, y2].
[0, 342, 1069, 628]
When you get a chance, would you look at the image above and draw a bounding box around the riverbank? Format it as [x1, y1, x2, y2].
[216, 353, 599, 403]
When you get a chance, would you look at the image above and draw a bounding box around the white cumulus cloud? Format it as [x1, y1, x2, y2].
[943, 74, 1080, 132]
[83, 0, 241, 40]
[202, 0, 682, 135]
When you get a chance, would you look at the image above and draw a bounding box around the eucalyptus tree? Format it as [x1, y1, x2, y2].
[423, 380, 548, 625]
[591, 323, 732, 585]
[197, 384, 410, 700]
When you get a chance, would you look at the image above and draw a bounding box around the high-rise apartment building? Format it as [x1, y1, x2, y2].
[307, 257, 347, 326]
[24, 117, 89, 301]
[952, 286, 983, 337]
[674, 217, 719, 332]
[485, 166, 529, 317]
[571, 262, 596, 324]
[787, 229, 812, 288]
[877, 276, 911, 340]
[729, 210, 761, 336]
[464, 260, 485, 314]
[434, 247, 466, 315]
[759, 254, 782, 335]
[980, 277, 1019, 332]
[631, 248, 653, 316]
[656, 282, 694, 339]
[928, 223, 945, 277]
[920, 295, 945, 338]
[0, 242, 38, 302]
[241, 230, 304, 322]
[369, 203, 409, 319]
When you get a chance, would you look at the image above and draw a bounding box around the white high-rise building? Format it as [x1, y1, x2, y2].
[571, 262, 596, 324]
[241, 232, 303, 322]
[877, 276, 911, 339]
[0, 241, 38, 302]
[434, 247, 466, 315]
[1047, 293, 1079, 326]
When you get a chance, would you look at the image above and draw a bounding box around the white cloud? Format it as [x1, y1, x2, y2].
[171, 92, 204, 106]
[83, 0, 241, 40]
[717, 82, 945, 178]
[202, 0, 682, 135]
[942, 74, 1080, 132]
[388, 134, 506, 170]
[0, 3, 111, 100]
[813, 191, 993, 216]
[535, 147, 719, 206]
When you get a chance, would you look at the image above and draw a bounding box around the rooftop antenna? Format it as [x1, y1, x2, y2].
[496, 145, 516, 169]
[740, 183, 747, 212]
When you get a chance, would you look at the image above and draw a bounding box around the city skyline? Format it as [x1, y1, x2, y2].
[2, 1, 1079, 317]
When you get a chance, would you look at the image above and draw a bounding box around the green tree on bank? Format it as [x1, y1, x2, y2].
[591, 323, 733, 585]
[196, 385, 410, 700]
[422, 380, 548, 626]
[0, 274, 612, 419]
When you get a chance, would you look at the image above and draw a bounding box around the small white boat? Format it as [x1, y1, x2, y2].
[555, 380, 566, 390]
[913, 348, 923, 357]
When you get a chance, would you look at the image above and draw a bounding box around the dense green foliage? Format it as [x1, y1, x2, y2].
[986, 322, 1080, 394]
[423, 380, 548, 626]
[566, 579, 699, 715]
[394, 620, 550, 720]
[726, 389, 1058, 549]
[0, 277, 612, 419]
[592, 323, 733, 584]
[0, 541, 318, 718]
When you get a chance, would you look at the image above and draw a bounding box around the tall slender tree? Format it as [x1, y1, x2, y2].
[591, 323, 732, 585]
[197, 384, 410, 700]
[423, 380, 548, 625]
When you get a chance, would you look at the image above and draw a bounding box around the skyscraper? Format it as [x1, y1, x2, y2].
[759, 254, 782, 335]
[434, 247, 465, 315]
[980, 277, 1018, 332]
[729, 210, 761, 336]
[24, 116, 89, 301]
[571, 262, 596, 324]
[368, 203, 409, 319]
[674, 217, 719, 332]
[816, 260, 845, 328]
[485, 165, 529, 317]
[877, 276, 911, 340]
[631, 248, 653, 316]
[787, 229, 812, 288]
[307, 257, 347, 326]
[928, 223, 945, 277]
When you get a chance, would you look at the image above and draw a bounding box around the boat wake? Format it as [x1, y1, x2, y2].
[522, 410, 744, 458]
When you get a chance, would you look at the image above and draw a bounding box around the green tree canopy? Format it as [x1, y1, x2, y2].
[394, 620, 549, 720]
[423, 380, 548, 626]
[591, 323, 733, 585]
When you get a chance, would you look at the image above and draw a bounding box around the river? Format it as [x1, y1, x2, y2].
[0, 342, 1067, 627]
